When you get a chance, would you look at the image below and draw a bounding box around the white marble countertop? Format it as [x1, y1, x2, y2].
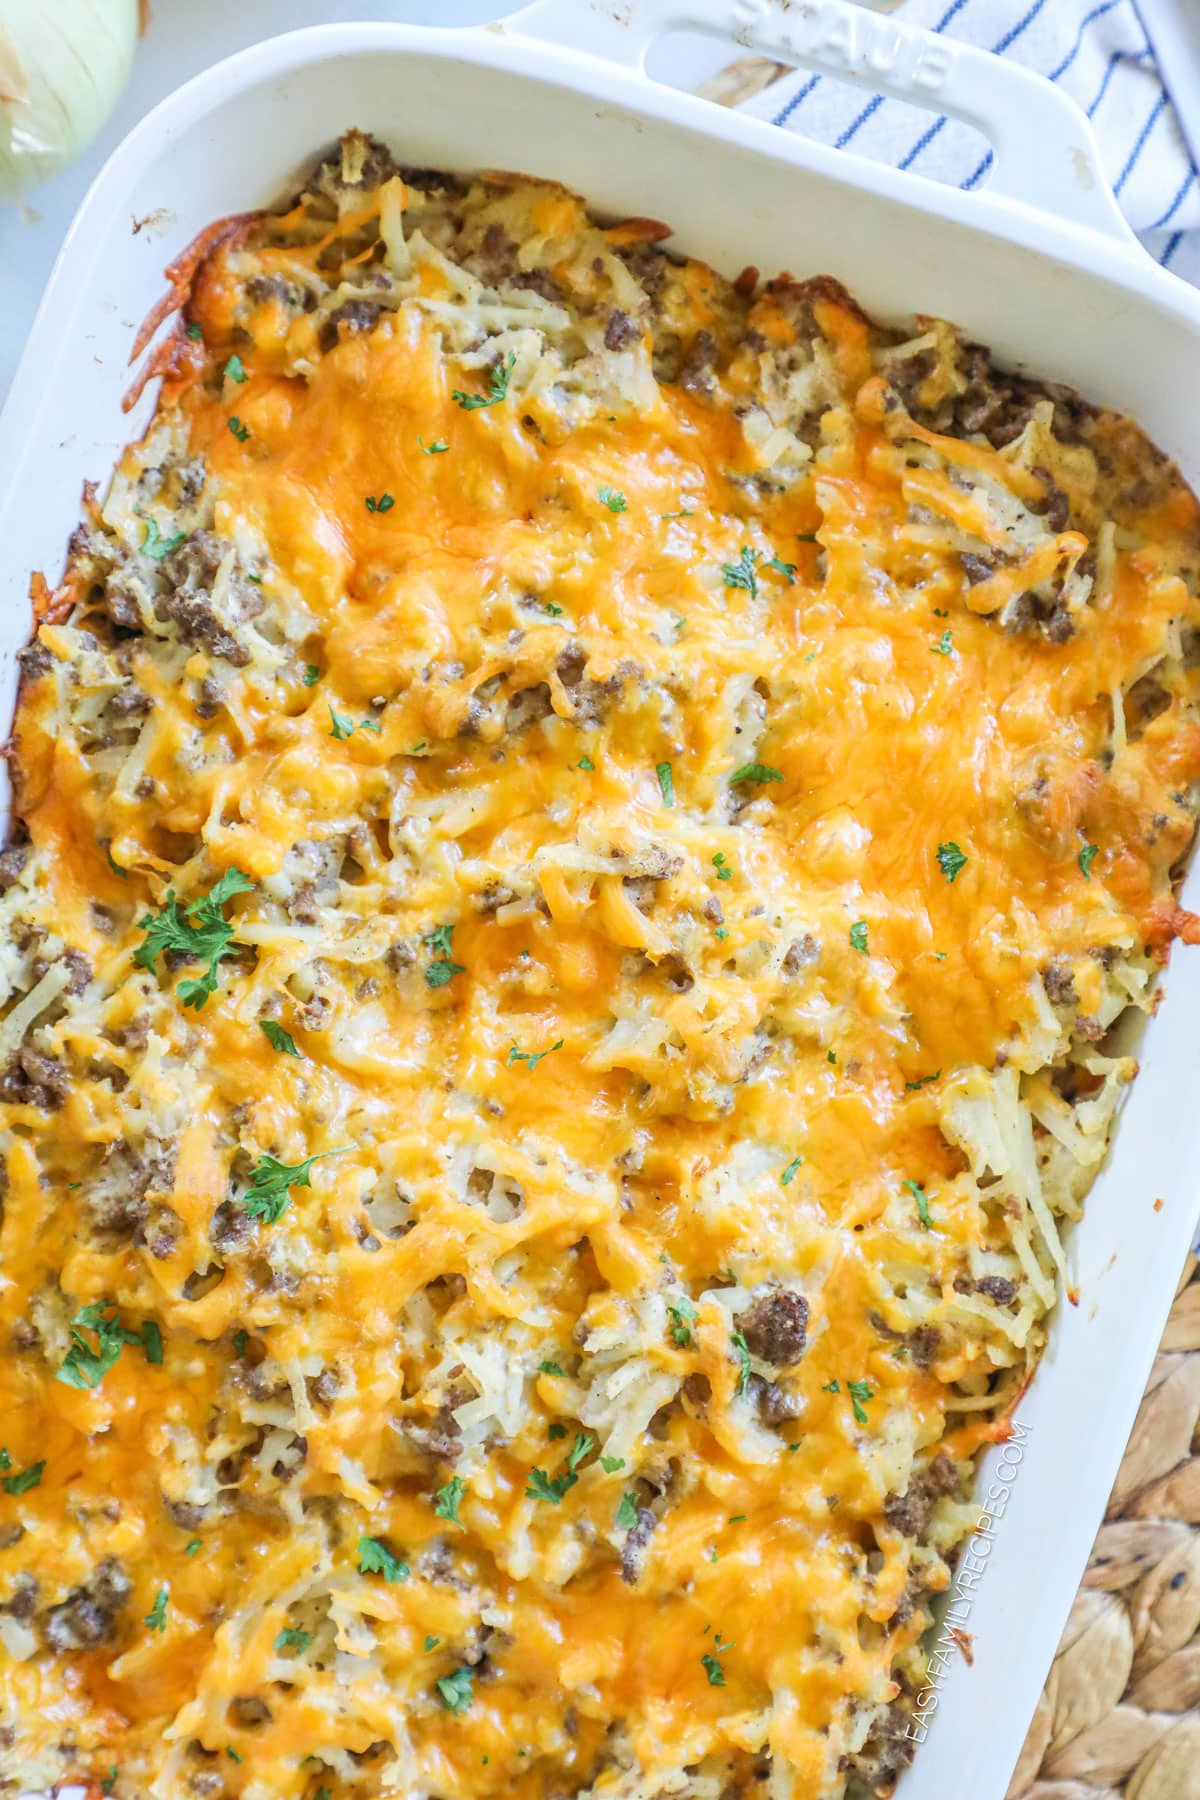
[0, 0, 735, 409]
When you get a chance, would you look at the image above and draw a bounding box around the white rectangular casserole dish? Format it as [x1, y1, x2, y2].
[2, 3, 1199, 1794]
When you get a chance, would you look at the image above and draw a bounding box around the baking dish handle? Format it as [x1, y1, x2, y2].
[505, 0, 1134, 246]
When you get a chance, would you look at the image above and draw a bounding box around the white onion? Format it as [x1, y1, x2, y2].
[0, 0, 138, 199]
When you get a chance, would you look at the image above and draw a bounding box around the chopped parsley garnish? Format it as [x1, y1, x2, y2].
[507, 1038, 563, 1071]
[538, 1360, 565, 1376]
[827, 1050, 836, 1065]
[134, 867, 254, 1011]
[722, 546, 760, 599]
[232, 1329, 247, 1357]
[905, 1070, 941, 1091]
[936, 841, 968, 883]
[105, 844, 127, 880]
[452, 350, 515, 411]
[701, 1651, 726, 1687]
[419, 436, 449, 454]
[656, 761, 675, 806]
[715, 926, 729, 941]
[780, 1155, 803, 1186]
[904, 1178, 934, 1230]
[712, 852, 732, 879]
[101, 1770, 117, 1795]
[597, 485, 628, 513]
[424, 1634, 441, 1652]
[1, 1459, 44, 1495]
[227, 416, 249, 442]
[548, 1423, 567, 1441]
[141, 1320, 164, 1365]
[365, 493, 394, 513]
[186, 322, 203, 340]
[849, 920, 869, 955]
[275, 1627, 312, 1654]
[241, 1148, 343, 1226]
[425, 922, 465, 989]
[847, 1379, 874, 1425]
[662, 507, 695, 519]
[144, 1587, 168, 1633]
[226, 1748, 243, 1763]
[357, 1536, 410, 1582]
[576, 754, 595, 772]
[730, 762, 782, 784]
[433, 1476, 466, 1526]
[526, 1431, 593, 1504]
[600, 1455, 625, 1473]
[543, 601, 564, 616]
[822, 1379, 841, 1394]
[731, 1329, 752, 1396]
[56, 1300, 144, 1390]
[666, 1295, 698, 1347]
[437, 1667, 474, 1713]
[303, 664, 320, 686]
[329, 706, 382, 740]
[185, 1539, 202, 1557]
[1079, 842, 1099, 879]
[931, 629, 953, 655]
[260, 1020, 300, 1057]
[141, 518, 185, 560]
[616, 1491, 639, 1530]
[765, 555, 797, 585]
[224, 354, 247, 384]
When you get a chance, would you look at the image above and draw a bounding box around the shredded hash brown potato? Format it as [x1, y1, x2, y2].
[3, 131, 1200, 1800]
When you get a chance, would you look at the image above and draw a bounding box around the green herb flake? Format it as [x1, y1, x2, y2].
[849, 920, 869, 955]
[241, 1147, 343, 1226]
[224, 354, 247, 385]
[904, 1178, 934, 1230]
[666, 1295, 698, 1348]
[141, 518, 185, 561]
[616, 1491, 639, 1530]
[436, 1667, 474, 1713]
[275, 1626, 312, 1654]
[936, 841, 968, 884]
[226, 1748, 243, 1764]
[766, 554, 797, 585]
[656, 761, 675, 807]
[232, 1329, 247, 1358]
[1079, 842, 1099, 879]
[433, 1475, 466, 1526]
[597, 484, 628, 513]
[600, 1455, 625, 1473]
[848, 1379, 874, 1426]
[538, 1360, 565, 1376]
[141, 1320, 164, 1366]
[780, 1155, 803, 1187]
[730, 762, 782, 785]
[227, 416, 249, 442]
[547, 1423, 567, 1441]
[56, 1299, 142, 1391]
[543, 601, 564, 616]
[260, 1020, 300, 1057]
[303, 664, 320, 687]
[134, 867, 254, 1012]
[451, 350, 515, 412]
[419, 436, 449, 454]
[731, 1329, 752, 1396]
[144, 1587, 169, 1633]
[905, 1070, 941, 1091]
[507, 1037, 563, 1072]
[186, 322, 203, 341]
[365, 493, 395, 514]
[822, 1380, 841, 1394]
[424, 1634, 440, 1652]
[712, 852, 732, 880]
[715, 926, 729, 941]
[424, 922, 464, 990]
[931, 629, 953, 656]
[184, 1539, 202, 1557]
[1, 1459, 45, 1496]
[701, 1649, 728, 1687]
[576, 754, 595, 772]
[357, 1536, 410, 1582]
[722, 546, 760, 599]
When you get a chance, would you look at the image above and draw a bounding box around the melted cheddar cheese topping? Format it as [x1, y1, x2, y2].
[2, 134, 1200, 1800]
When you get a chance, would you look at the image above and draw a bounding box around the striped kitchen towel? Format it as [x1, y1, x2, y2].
[738, 0, 1200, 283]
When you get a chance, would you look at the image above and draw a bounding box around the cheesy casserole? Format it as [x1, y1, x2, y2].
[3, 131, 1200, 1800]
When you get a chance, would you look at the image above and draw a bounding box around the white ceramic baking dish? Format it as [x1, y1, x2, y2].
[3, 3, 1200, 1795]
